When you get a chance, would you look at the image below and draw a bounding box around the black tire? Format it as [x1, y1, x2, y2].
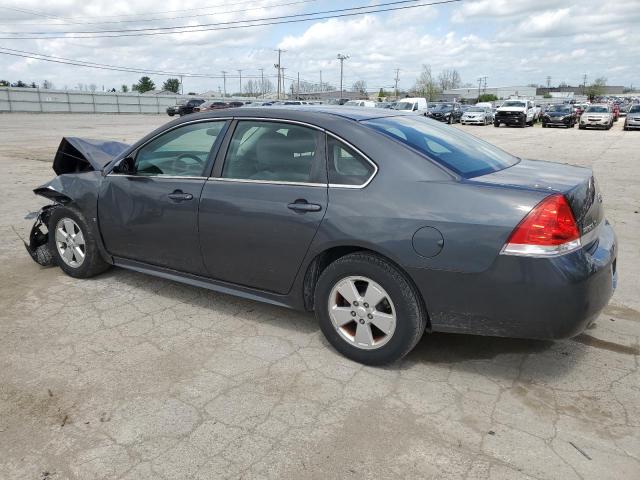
[521, 117, 526, 128]
[494, 121, 500, 127]
[624, 124, 628, 131]
[314, 252, 427, 365]
[542, 123, 547, 128]
[448, 115, 453, 125]
[579, 124, 586, 130]
[48, 206, 110, 279]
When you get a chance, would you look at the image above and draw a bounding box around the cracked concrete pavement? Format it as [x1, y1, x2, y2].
[0, 113, 638, 479]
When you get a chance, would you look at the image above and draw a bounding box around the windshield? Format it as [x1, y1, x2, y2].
[502, 101, 526, 108]
[585, 106, 608, 113]
[467, 107, 484, 112]
[433, 104, 453, 110]
[629, 105, 640, 113]
[364, 116, 519, 178]
[547, 105, 571, 112]
[393, 102, 415, 111]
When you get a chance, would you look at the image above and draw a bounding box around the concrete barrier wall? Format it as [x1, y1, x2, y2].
[0, 87, 221, 114]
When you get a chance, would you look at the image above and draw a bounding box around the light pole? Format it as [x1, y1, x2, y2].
[237, 69, 243, 96]
[221, 71, 227, 98]
[337, 53, 349, 98]
[259, 68, 264, 98]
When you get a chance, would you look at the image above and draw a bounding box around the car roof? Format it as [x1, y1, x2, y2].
[185, 105, 413, 122]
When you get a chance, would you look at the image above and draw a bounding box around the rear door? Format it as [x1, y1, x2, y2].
[198, 119, 327, 294]
[99, 120, 228, 274]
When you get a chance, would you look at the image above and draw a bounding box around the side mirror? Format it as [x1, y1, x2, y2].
[113, 156, 135, 174]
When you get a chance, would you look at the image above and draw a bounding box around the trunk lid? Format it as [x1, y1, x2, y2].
[468, 159, 604, 236]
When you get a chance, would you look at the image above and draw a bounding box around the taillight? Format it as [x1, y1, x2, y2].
[502, 194, 581, 257]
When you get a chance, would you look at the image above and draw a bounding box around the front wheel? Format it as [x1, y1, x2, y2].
[314, 253, 427, 365]
[494, 121, 500, 127]
[48, 206, 110, 278]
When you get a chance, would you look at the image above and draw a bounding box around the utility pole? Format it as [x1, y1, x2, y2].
[546, 76, 551, 88]
[281, 68, 287, 98]
[259, 68, 264, 98]
[179, 74, 184, 95]
[237, 69, 243, 96]
[337, 53, 349, 98]
[274, 48, 285, 99]
[582, 73, 588, 94]
[319, 70, 322, 92]
[477, 77, 482, 99]
[297, 72, 300, 100]
[221, 71, 227, 98]
[394, 68, 400, 100]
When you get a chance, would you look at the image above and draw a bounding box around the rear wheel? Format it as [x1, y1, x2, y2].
[448, 115, 453, 125]
[542, 122, 547, 128]
[494, 120, 500, 127]
[48, 206, 110, 278]
[314, 253, 427, 365]
[579, 124, 586, 130]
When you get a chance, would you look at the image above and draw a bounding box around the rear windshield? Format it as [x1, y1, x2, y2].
[363, 115, 519, 178]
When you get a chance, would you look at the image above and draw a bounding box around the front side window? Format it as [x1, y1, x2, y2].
[222, 121, 322, 183]
[327, 137, 375, 186]
[364, 115, 519, 178]
[134, 121, 225, 177]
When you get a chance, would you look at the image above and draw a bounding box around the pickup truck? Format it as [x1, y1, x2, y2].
[494, 99, 537, 128]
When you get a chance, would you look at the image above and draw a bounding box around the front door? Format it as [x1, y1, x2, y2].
[99, 120, 227, 274]
[199, 120, 328, 294]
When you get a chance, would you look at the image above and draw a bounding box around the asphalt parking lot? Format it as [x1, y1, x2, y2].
[0, 113, 638, 480]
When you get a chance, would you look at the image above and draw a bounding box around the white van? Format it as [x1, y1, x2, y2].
[392, 97, 428, 113]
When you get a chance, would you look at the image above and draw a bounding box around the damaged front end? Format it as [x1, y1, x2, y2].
[25, 136, 130, 267]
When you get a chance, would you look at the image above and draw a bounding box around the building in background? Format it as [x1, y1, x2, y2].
[440, 85, 537, 101]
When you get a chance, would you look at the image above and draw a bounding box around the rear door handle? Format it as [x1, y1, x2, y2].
[287, 201, 322, 212]
[168, 190, 193, 202]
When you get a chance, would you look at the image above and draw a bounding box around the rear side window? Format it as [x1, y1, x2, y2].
[222, 121, 322, 183]
[363, 116, 519, 178]
[327, 137, 376, 186]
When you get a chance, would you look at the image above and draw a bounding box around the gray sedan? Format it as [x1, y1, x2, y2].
[26, 107, 617, 365]
[624, 104, 640, 130]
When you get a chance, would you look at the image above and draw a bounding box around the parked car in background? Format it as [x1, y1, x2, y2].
[345, 100, 377, 108]
[178, 98, 205, 116]
[579, 104, 613, 130]
[375, 102, 392, 109]
[193, 101, 229, 113]
[574, 104, 588, 117]
[461, 106, 492, 125]
[27, 107, 617, 365]
[329, 98, 350, 105]
[623, 104, 640, 130]
[392, 97, 429, 113]
[166, 100, 186, 117]
[541, 104, 577, 128]
[611, 103, 620, 122]
[428, 102, 462, 124]
[494, 99, 537, 127]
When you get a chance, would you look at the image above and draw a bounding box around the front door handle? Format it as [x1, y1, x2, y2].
[287, 200, 322, 212]
[168, 190, 193, 202]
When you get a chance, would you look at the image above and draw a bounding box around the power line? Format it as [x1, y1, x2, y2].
[0, 0, 462, 39]
[0, 0, 319, 27]
[0, 46, 278, 79]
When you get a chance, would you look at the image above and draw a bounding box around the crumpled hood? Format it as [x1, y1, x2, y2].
[53, 137, 129, 175]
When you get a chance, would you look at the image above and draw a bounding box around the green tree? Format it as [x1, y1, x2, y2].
[585, 77, 607, 101]
[0, 80, 9, 87]
[12, 80, 27, 87]
[162, 78, 181, 93]
[478, 93, 498, 103]
[132, 76, 155, 93]
[378, 87, 387, 98]
[121, 84, 129, 92]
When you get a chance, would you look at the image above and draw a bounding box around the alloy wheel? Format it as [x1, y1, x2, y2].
[327, 276, 396, 350]
[55, 218, 86, 268]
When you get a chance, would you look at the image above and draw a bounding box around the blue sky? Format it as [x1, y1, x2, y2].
[0, 0, 638, 93]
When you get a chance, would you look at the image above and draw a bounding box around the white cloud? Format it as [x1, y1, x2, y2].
[0, 0, 637, 92]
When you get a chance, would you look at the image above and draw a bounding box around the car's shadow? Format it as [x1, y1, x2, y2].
[104, 268, 572, 369]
